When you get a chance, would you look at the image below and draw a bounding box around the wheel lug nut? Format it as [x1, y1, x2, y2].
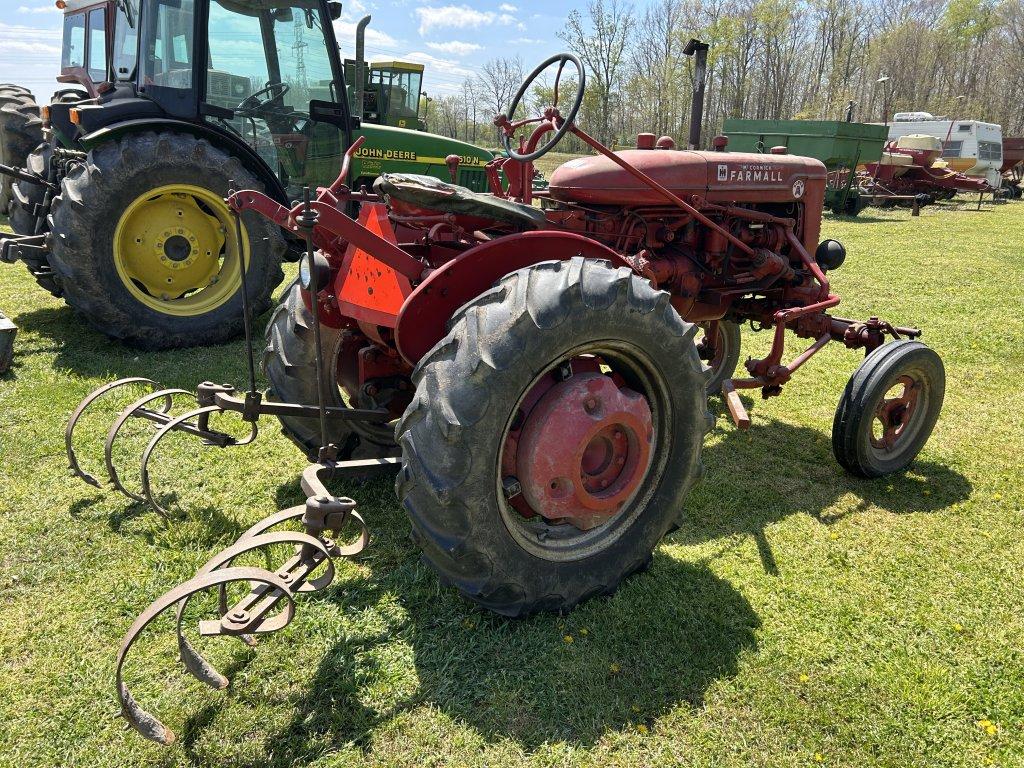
[613, 430, 622, 439]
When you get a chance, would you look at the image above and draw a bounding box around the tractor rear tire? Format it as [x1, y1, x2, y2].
[0, 87, 42, 214]
[396, 258, 712, 617]
[48, 131, 285, 349]
[832, 340, 945, 478]
[262, 280, 401, 461]
[9, 141, 62, 297]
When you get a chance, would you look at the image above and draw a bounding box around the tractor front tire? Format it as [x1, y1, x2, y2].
[832, 340, 945, 478]
[48, 132, 284, 349]
[263, 281, 401, 461]
[0, 87, 42, 214]
[699, 319, 741, 396]
[396, 258, 712, 617]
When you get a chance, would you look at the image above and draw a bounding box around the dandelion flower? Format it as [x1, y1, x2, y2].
[610, 663, 621, 674]
[799, 674, 810, 683]
[580, 628, 589, 636]
[814, 753, 824, 763]
[636, 724, 649, 735]
[563, 635, 573, 644]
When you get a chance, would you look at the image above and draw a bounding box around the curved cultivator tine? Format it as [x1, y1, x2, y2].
[104, 389, 196, 505]
[115, 566, 296, 745]
[66, 377, 165, 487]
[114, 502, 367, 744]
[139, 405, 257, 517]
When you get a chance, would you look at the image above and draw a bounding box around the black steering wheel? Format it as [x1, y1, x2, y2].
[236, 82, 291, 117]
[500, 53, 585, 162]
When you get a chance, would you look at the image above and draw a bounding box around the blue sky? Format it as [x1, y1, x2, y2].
[0, 0, 579, 99]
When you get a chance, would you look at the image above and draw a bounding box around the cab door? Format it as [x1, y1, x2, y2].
[201, 0, 353, 200]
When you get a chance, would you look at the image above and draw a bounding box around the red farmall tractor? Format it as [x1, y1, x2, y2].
[68, 54, 945, 744]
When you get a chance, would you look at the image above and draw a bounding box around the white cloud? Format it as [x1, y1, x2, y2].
[425, 40, 482, 56]
[16, 4, 60, 13]
[499, 3, 518, 10]
[3, 40, 60, 54]
[399, 51, 476, 80]
[509, 37, 543, 45]
[333, 19, 398, 49]
[414, 5, 517, 35]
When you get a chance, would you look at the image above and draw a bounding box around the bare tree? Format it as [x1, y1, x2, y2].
[476, 56, 525, 119]
[558, 0, 635, 144]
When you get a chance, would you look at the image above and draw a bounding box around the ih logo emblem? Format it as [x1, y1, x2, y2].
[717, 164, 729, 182]
[792, 179, 805, 198]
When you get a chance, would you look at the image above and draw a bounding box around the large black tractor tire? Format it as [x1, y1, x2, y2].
[9, 141, 62, 297]
[0, 87, 42, 214]
[396, 258, 713, 617]
[832, 339, 945, 478]
[263, 280, 401, 461]
[48, 132, 285, 349]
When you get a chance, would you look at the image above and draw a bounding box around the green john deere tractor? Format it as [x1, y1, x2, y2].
[0, 0, 492, 349]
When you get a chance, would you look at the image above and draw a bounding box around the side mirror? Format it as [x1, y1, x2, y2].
[328, 2, 343, 20]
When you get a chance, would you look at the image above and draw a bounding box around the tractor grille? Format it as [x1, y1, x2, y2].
[459, 168, 488, 192]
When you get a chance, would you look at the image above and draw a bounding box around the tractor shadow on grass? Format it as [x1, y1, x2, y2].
[247, 516, 760, 761]
[674, 402, 973, 575]
[224, 404, 971, 763]
[12, 304, 276, 389]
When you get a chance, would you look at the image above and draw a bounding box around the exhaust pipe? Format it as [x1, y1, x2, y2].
[354, 15, 371, 120]
[683, 39, 709, 150]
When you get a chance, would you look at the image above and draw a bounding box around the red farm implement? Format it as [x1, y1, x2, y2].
[66, 53, 946, 744]
[859, 135, 997, 204]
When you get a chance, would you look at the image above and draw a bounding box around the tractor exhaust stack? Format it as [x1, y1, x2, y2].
[683, 39, 709, 150]
[354, 15, 371, 122]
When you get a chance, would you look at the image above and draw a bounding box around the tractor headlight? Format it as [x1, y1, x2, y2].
[299, 252, 332, 291]
[814, 239, 846, 272]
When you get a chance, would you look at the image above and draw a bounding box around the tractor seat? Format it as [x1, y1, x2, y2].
[373, 173, 548, 231]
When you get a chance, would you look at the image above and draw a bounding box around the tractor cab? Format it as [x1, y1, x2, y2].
[345, 60, 425, 130]
[127, 0, 352, 200]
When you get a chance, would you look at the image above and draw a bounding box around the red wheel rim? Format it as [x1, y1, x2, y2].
[501, 356, 655, 532]
[870, 374, 921, 451]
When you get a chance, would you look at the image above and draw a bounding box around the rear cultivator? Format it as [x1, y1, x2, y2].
[69, 51, 945, 745]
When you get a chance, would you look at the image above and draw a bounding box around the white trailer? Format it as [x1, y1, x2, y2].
[889, 113, 1003, 189]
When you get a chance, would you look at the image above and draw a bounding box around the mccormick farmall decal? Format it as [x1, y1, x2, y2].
[716, 162, 786, 183]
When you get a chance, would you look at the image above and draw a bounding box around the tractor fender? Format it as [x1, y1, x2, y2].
[78, 118, 288, 205]
[395, 231, 631, 364]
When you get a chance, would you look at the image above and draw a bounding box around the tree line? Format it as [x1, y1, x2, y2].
[423, 0, 1024, 151]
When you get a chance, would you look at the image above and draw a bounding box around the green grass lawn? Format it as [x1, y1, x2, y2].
[0, 200, 1022, 767]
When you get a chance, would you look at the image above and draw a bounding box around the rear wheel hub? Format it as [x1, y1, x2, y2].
[516, 372, 653, 530]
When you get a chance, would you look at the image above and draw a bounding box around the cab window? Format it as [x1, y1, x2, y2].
[88, 8, 108, 82]
[63, 13, 86, 69]
[114, 0, 140, 80]
[141, 0, 194, 90]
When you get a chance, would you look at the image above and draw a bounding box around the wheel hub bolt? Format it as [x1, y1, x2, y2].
[584, 397, 598, 413]
[228, 610, 249, 623]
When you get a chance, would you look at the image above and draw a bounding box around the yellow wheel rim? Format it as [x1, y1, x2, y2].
[113, 184, 248, 317]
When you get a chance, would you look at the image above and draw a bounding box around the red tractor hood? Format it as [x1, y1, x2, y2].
[548, 149, 826, 206]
